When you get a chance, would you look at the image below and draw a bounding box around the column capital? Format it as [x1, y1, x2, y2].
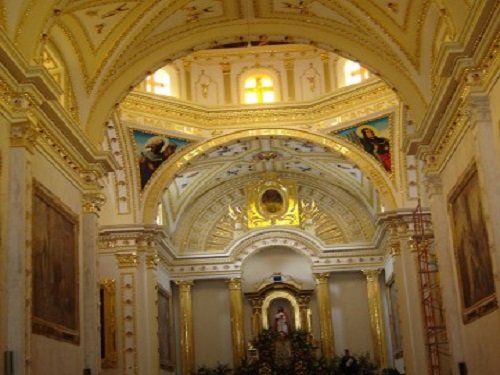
[220, 60, 231, 73]
[283, 58, 295, 70]
[314, 272, 331, 284]
[465, 91, 491, 123]
[424, 172, 443, 198]
[320, 52, 329, 63]
[10, 119, 38, 152]
[182, 59, 192, 70]
[175, 280, 194, 290]
[390, 240, 401, 256]
[362, 269, 383, 280]
[145, 253, 159, 269]
[226, 278, 242, 290]
[82, 192, 106, 215]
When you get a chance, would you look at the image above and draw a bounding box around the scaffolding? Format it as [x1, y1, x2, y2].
[412, 201, 449, 375]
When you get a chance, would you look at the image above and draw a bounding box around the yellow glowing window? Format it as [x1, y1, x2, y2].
[344, 61, 369, 85]
[146, 69, 172, 96]
[244, 75, 275, 104]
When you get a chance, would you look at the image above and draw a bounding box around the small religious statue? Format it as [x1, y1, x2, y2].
[273, 307, 289, 334]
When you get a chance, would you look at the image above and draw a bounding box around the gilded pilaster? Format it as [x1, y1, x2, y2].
[221, 60, 232, 104]
[227, 278, 246, 367]
[183, 59, 193, 101]
[363, 269, 387, 368]
[320, 53, 332, 92]
[177, 280, 195, 375]
[314, 273, 335, 359]
[284, 58, 296, 101]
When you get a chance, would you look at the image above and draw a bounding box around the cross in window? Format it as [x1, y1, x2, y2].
[255, 77, 274, 102]
[350, 65, 368, 80]
[146, 75, 165, 93]
[245, 76, 274, 103]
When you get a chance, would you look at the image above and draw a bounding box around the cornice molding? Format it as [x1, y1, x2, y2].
[406, 3, 499, 164]
[0, 38, 118, 190]
[120, 79, 395, 129]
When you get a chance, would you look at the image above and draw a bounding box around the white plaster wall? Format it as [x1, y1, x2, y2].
[0, 117, 9, 362]
[241, 246, 314, 292]
[330, 271, 374, 358]
[192, 279, 232, 368]
[436, 119, 500, 374]
[31, 152, 84, 374]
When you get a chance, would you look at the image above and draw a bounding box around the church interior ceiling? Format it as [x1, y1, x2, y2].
[1, 0, 493, 266]
[0, 0, 476, 142]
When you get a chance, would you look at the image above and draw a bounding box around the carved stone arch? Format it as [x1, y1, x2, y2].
[141, 129, 398, 223]
[229, 230, 323, 265]
[84, 21, 427, 143]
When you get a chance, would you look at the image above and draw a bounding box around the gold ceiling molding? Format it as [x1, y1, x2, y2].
[120, 80, 394, 128]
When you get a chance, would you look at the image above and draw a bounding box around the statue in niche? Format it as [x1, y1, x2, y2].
[273, 307, 290, 334]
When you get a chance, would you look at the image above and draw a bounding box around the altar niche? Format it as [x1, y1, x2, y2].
[245, 275, 313, 337]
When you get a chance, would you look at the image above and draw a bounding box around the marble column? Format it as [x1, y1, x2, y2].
[221, 60, 232, 104]
[177, 280, 195, 375]
[284, 58, 296, 101]
[7, 119, 37, 375]
[227, 278, 246, 367]
[363, 269, 388, 368]
[314, 273, 335, 359]
[389, 219, 428, 375]
[82, 193, 106, 374]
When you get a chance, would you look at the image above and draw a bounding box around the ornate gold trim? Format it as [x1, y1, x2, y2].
[116, 252, 139, 268]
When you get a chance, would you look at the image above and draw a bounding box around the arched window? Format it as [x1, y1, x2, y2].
[146, 68, 172, 96]
[244, 74, 275, 104]
[344, 61, 369, 85]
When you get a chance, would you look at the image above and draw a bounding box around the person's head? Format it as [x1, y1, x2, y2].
[361, 127, 375, 138]
[344, 349, 350, 355]
[145, 136, 166, 153]
[278, 307, 284, 313]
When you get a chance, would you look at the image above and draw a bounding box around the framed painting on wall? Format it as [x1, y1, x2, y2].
[448, 166, 498, 323]
[158, 286, 174, 370]
[32, 181, 79, 344]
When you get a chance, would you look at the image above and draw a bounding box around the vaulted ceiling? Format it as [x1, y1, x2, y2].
[0, 0, 477, 144]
